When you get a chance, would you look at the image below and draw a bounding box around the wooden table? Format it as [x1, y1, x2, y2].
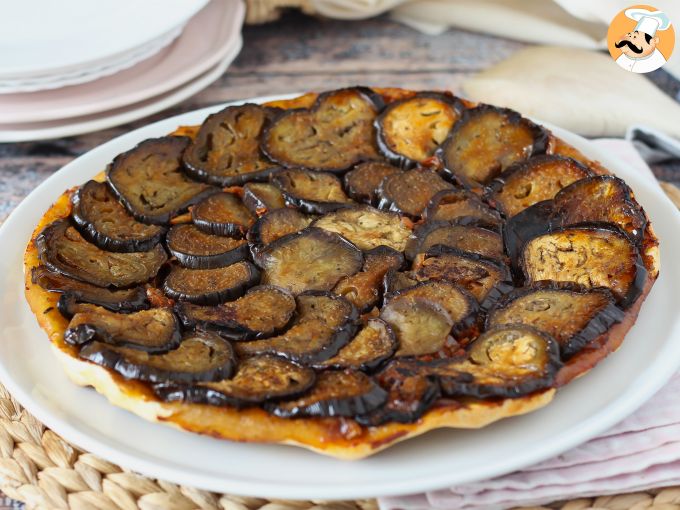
[0, 12, 678, 509]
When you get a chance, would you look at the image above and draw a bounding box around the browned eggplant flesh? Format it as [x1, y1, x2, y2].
[191, 192, 255, 237]
[375, 92, 463, 168]
[405, 221, 505, 261]
[261, 87, 381, 172]
[377, 168, 453, 218]
[424, 189, 501, 228]
[316, 319, 397, 371]
[486, 284, 624, 358]
[312, 206, 412, 251]
[521, 224, 645, 307]
[552, 175, 646, 242]
[271, 168, 351, 214]
[266, 369, 387, 418]
[435, 325, 561, 398]
[344, 161, 402, 205]
[64, 305, 181, 353]
[242, 182, 287, 214]
[163, 260, 260, 305]
[31, 266, 148, 314]
[440, 105, 548, 187]
[106, 136, 217, 224]
[71, 180, 165, 252]
[413, 246, 512, 303]
[333, 246, 404, 312]
[176, 285, 296, 340]
[235, 291, 358, 364]
[37, 219, 167, 288]
[155, 355, 316, 407]
[166, 224, 248, 269]
[183, 104, 279, 186]
[488, 156, 592, 218]
[257, 227, 363, 294]
[79, 331, 234, 383]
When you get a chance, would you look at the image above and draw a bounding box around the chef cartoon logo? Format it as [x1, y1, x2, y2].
[607, 5, 674, 73]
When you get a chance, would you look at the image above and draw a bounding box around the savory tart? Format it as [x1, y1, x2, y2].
[24, 87, 659, 459]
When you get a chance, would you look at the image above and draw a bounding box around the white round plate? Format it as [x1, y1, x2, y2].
[0, 0, 209, 80]
[0, 0, 244, 122]
[0, 37, 242, 143]
[0, 97, 678, 500]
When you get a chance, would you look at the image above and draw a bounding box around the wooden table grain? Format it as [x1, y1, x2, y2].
[0, 12, 678, 509]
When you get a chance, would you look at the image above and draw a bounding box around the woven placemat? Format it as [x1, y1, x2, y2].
[1, 183, 679, 510]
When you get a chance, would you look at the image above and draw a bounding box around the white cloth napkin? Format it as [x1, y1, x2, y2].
[378, 138, 678, 510]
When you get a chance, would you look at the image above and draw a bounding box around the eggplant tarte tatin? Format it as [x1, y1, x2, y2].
[24, 87, 659, 459]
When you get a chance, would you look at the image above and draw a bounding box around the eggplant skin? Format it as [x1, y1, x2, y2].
[438, 105, 549, 188]
[36, 219, 168, 289]
[107, 136, 218, 225]
[485, 282, 625, 359]
[154, 355, 316, 408]
[71, 180, 166, 253]
[64, 305, 181, 354]
[261, 87, 382, 173]
[31, 266, 149, 314]
[183, 104, 280, 186]
[265, 370, 388, 418]
[344, 161, 402, 206]
[78, 332, 235, 383]
[375, 92, 464, 169]
[166, 224, 249, 270]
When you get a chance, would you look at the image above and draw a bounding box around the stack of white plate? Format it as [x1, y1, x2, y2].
[0, 0, 244, 142]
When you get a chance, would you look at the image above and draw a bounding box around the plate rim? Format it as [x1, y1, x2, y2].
[1, 94, 679, 500]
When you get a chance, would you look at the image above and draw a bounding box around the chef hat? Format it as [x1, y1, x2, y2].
[625, 8, 671, 37]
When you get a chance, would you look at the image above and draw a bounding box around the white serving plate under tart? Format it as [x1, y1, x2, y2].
[0, 95, 679, 500]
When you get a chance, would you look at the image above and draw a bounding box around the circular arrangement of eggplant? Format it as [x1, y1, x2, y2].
[33, 87, 652, 426]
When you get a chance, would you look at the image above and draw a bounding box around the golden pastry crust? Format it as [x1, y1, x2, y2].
[23, 88, 659, 459]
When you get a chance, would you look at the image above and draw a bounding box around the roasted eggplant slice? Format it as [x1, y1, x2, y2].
[488, 156, 592, 218]
[333, 246, 404, 312]
[375, 92, 463, 168]
[242, 182, 286, 215]
[405, 221, 505, 261]
[423, 189, 502, 229]
[440, 105, 548, 187]
[155, 355, 316, 407]
[271, 168, 351, 214]
[312, 206, 412, 252]
[344, 161, 402, 205]
[183, 104, 279, 186]
[64, 305, 180, 353]
[166, 224, 248, 269]
[486, 283, 624, 358]
[521, 224, 645, 307]
[191, 192, 255, 237]
[71, 180, 165, 252]
[266, 370, 387, 418]
[163, 260, 260, 305]
[261, 87, 381, 172]
[382, 270, 420, 297]
[235, 291, 358, 364]
[257, 227, 363, 294]
[106, 136, 217, 224]
[435, 325, 561, 399]
[377, 168, 453, 218]
[357, 359, 440, 425]
[552, 175, 647, 243]
[315, 319, 397, 371]
[176, 285, 296, 341]
[37, 219, 167, 288]
[31, 266, 148, 313]
[79, 331, 234, 383]
[247, 208, 315, 260]
[413, 246, 512, 303]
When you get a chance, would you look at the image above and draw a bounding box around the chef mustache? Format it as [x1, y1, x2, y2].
[615, 39, 644, 54]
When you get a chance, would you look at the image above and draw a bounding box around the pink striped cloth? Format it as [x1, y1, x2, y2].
[379, 139, 676, 510]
